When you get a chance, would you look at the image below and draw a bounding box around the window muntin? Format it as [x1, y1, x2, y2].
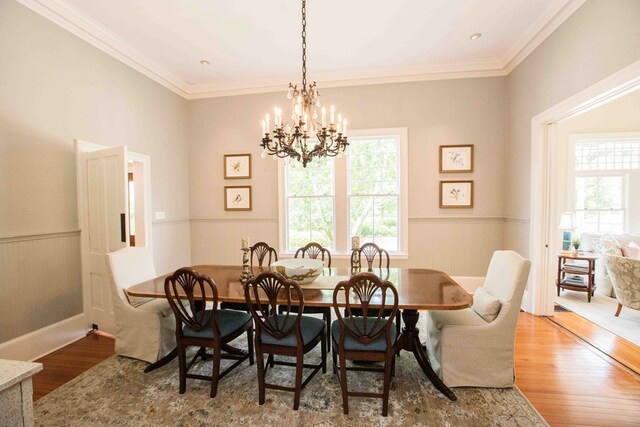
[575, 140, 640, 171]
[575, 175, 624, 234]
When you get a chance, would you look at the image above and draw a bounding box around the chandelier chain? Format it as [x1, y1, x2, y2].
[301, 0, 307, 90]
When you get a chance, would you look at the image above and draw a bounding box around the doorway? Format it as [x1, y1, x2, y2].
[75, 140, 152, 334]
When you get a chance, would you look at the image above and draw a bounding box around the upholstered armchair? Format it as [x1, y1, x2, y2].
[602, 254, 640, 316]
[106, 247, 176, 365]
[426, 250, 531, 388]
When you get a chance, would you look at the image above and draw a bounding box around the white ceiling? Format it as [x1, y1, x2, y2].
[19, 0, 584, 98]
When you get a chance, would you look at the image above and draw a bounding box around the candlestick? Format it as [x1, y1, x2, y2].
[241, 237, 250, 250]
[351, 236, 360, 250]
[239, 247, 253, 283]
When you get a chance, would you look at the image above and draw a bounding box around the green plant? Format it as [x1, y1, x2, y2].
[571, 237, 581, 249]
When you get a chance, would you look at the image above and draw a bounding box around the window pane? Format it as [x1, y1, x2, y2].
[598, 211, 624, 234]
[575, 140, 640, 171]
[575, 176, 623, 210]
[349, 195, 398, 251]
[288, 197, 334, 250]
[287, 156, 334, 196]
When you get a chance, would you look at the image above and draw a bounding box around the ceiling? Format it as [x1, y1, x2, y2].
[18, 0, 584, 98]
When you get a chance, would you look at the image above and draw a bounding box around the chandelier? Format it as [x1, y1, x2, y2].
[260, 0, 348, 168]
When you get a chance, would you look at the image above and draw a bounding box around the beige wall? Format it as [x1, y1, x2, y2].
[0, 1, 191, 343]
[555, 90, 640, 234]
[188, 78, 507, 274]
[504, 0, 640, 254]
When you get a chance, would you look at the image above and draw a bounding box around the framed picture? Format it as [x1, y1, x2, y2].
[224, 154, 251, 179]
[224, 186, 252, 211]
[439, 145, 474, 173]
[440, 180, 474, 209]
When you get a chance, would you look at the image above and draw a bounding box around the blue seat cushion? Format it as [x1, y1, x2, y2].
[182, 309, 251, 339]
[260, 314, 325, 347]
[331, 317, 397, 352]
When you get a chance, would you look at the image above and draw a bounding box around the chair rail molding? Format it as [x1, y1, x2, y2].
[0, 230, 80, 244]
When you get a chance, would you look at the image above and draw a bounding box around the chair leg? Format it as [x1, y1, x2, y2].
[382, 353, 394, 417]
[256, 345, 266, 405]
[177, 344, 187, 394]
[321, 331, 327, 374]
[247, 328, 255, 365]
[332, 342, 338, 375]
[615, 303, 623, 317]
[210, 342, 221, 398]
[324, 309, 331, 353]
[339, 352, 349, 415]
[293, 353, 304, 410]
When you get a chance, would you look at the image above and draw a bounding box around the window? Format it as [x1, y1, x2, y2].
[570, 134, 640, 234]
[280, 128, 408, 255]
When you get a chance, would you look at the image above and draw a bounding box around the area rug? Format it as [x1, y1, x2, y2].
[34, 317, 547, 426]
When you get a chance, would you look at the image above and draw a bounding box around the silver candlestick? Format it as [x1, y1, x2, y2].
[240, 247, 253, 283]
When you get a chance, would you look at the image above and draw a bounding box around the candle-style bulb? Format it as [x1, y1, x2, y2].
[330, 105, 335, 124]
[321, 106, 327, 128]
[343, 119, 348, 136]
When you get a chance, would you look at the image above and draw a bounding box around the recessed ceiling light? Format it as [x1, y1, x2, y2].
[200, 60, 210, 66]
[470, 33, 482, 40]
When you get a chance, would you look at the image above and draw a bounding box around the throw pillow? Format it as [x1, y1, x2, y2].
[621, 241, 640, 260]
[471, 287, 502, 323]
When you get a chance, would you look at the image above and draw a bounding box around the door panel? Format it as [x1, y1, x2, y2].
[80, 145, 128, 333]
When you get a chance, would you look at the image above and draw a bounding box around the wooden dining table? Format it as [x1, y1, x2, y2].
[127, 265, 472, 401]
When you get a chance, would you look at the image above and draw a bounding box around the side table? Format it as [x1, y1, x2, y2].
[556, 252, 598, 302]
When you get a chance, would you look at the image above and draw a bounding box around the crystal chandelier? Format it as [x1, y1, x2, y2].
[260, 0, 348, 168]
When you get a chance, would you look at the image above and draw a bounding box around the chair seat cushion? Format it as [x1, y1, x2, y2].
[331, 317, 397, 352]
[260, 315, 325, 347]
[182, 309, 251, 339]
[427, 307, 487, 331]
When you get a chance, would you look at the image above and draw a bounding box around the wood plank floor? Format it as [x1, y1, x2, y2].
[32, 314, 640, 426]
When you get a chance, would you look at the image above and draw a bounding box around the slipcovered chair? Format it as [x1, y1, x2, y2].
[106, 247, 175, 367]
[426, 250, 531, 388]
[602, 254, 640, 317]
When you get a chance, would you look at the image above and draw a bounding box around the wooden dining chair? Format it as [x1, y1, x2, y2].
[244, 271, 326, 410]
[164, 267, 254, 398]
[222, 241, 279, 311]
[279, 242, 332, 351]
[332, 272, 399, 416]
[349, 243, 400, 338]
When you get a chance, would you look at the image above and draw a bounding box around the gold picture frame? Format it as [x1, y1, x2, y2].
[439, 145, 474, 173]
[439, 180, 474, 209]
[224, 153, 252, 179]
[224, 186, 252, 211]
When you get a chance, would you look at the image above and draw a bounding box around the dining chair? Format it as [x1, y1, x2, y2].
[221, 241, 279, 311]
[164, 267, 254, 398]
[105, 247, 176, 367]
[332, 272, 399, 417]
[426, 250, 531, 387]
[279, 242, 332, 351]
[349, 243, 400, 338]
[244, 271, 326, 410]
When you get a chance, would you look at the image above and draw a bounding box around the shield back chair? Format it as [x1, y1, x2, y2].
[222, 241, 279, 311]
[332, 273, 399, 417]
[106, 247, 176, 369]
[279, 242, 333, 351]
[426, 250, 531, 387]
[349, 243, 400, 338]
[244, 271, 327, 410]
[164, 267, 254, 398]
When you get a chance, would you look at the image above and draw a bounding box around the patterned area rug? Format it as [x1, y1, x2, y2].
[34, 317, 547, 426]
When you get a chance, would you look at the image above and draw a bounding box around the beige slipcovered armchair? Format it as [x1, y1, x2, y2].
[106, 247, 176, 364]
[426, 250, 531, 388]
[602, 254, 640, 317]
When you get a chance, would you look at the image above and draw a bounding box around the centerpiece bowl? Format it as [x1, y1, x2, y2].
[271, 259, 324, 284]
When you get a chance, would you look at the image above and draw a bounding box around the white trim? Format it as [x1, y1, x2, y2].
[0, 314, 88, 362]
[527, 60, 640, 316]
[504, 0, 586, 73]
[0, 230, 80, 244]
[16, 0, 582, 100]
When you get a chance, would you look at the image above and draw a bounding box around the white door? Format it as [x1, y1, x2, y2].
[79, 145, 129, 334]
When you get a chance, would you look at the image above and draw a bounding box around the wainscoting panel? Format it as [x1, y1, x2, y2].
[190, 219, 279, 266]
[503, 217, 531, 258]
[0, 232, 83, 344]
[152, 220, 192, 275]
[189, 217, 504, 277]
[407, 217, 504, 276]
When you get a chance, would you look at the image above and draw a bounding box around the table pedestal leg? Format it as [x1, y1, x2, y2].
[398, 309, 457, 401]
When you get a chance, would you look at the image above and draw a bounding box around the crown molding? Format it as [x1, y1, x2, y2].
[15, 0, 190, 98]
[18, 0, 584, 100]
[503, 0, 586, 74]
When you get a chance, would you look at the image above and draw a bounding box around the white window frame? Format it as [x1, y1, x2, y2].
[568, 132, 639, 234]
[278, 127, 408, 257]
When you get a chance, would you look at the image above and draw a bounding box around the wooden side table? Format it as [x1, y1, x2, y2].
[556, 252, 598, 302]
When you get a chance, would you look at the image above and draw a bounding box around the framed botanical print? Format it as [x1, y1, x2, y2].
[224, 186, 252, 211]
[440, 180, 474, 208]
[224, 154, 251, 179]
[439, 145, 474, 173]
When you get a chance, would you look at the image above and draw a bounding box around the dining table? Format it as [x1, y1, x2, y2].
[126, 265, 472, 401]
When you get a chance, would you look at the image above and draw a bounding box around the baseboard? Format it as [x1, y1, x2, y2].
[0, 313, 89, 361]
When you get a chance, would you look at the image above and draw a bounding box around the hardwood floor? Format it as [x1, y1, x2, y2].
[32, 314, 640, 426]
